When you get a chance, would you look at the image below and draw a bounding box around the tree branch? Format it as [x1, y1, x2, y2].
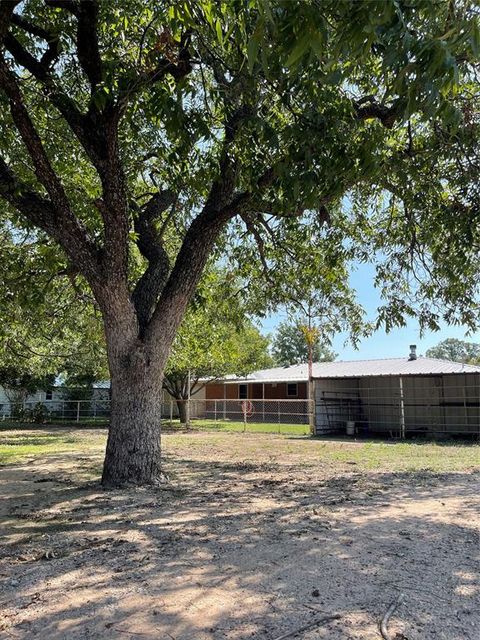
[239, 212, 275, 284]
[132, 190, 176, 333]
[0, 2, 19, 42]
[3, 6, 131, 306]
[3, 31, 106, 167]
[75, 0, 103, 89]
[143, 103, 259, 347]
[0, 157, 100, 282]
[117, 29, 193, 109]
[0, 57, 72, 212]
[44, 0, 79, 15]
[354, 99, 399, 129]
[10, 12, 60, 67]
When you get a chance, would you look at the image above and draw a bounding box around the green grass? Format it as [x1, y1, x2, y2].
[0, 418, 109, 430]
[169, 418, 310, 435]
[0, 425, 478, 474]
[311, 439, 480, 472]
[0, 429, 105, 464]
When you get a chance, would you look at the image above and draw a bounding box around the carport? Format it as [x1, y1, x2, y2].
[314, 347, 480, 437]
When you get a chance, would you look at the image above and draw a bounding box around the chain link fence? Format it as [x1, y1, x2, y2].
[179, 398, 312, 433]
[0, 398, 313, 434]
[0, 399, 110, 424]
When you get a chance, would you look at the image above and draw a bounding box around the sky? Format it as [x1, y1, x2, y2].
[259, 262, 480, 361]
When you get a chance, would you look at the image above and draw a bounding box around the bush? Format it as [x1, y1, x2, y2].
[28, 402, 50, 424]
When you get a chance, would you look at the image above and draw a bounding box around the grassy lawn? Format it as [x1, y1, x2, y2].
[0, 425, 478, 472]
[310, 438, 480, 471]
[176, 418, 310, 435]
[0, 417, 307, 434]
[0, 429, 106, 464]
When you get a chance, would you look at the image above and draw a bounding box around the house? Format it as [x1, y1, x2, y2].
[0, 382, 111, 419]
[204, 346, 480, 437]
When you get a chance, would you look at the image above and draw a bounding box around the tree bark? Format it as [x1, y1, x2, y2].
[100, 312, 168, 487]
[102, 364, 164, 486]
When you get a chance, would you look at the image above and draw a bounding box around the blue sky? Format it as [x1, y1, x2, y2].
[259, 262, 480, 361]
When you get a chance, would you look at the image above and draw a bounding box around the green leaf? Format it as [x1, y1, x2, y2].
[215, 19, 223, 45]
[286, 33, 311, 67]
[247, 18, 265, 74]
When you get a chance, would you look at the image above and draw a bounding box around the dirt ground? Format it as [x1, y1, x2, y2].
[0, 429, 479, 640]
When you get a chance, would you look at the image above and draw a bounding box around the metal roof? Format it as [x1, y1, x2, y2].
[222, 357, 480, 383]
[92, 380, 110, 389]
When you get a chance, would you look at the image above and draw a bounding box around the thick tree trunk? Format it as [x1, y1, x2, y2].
[100, 311, 168, 487]
[97, 215, 221, 486]
[102, 367, 164, 487]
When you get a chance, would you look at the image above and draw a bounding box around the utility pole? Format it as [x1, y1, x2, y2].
[300, 309, 319, 436]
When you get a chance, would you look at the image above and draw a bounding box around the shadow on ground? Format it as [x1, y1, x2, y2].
[0, 435, 479, 640]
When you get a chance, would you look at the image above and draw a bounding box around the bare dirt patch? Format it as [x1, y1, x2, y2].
[0, 429, 479, 639]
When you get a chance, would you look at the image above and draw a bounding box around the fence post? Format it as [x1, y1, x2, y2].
[399, 376, 406, 439]
[169, 400, 173, 427]
[76, 400, 80, 423]
[93, 401, 97, 420]
[309, 379, 315, 435]
[243, 401, 247, 433]
[214, 399, 217, 424]
[186, 370, 191, 429]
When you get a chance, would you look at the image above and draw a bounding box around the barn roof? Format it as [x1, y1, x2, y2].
[222, 357, 480, 383]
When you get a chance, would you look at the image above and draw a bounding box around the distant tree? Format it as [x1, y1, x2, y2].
[60, 372, 102, 403]
[272, 321, 336, 366]
[426, 339, 480, 364]
[164, 271, 272, 423]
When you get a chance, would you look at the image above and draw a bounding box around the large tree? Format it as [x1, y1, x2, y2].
[426, 338, 480, 364]
[0, 1, 478, 485]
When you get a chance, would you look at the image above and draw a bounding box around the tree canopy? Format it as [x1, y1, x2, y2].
[0, 0, 478, 485]
[426, 338, 480, 364]
[0, 1, 479, 333]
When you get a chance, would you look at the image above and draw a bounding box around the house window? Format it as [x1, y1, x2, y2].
[287, 383, 298, 397]
[239, 384, 248, 400]
[45, 390, 53, 400]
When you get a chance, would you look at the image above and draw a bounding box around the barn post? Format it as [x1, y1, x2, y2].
[399, 376, 406, 439]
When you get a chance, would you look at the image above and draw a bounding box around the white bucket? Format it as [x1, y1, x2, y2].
[346, 420, 356, 436]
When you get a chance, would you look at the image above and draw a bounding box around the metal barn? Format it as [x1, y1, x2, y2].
[314, 349, 480, 438]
